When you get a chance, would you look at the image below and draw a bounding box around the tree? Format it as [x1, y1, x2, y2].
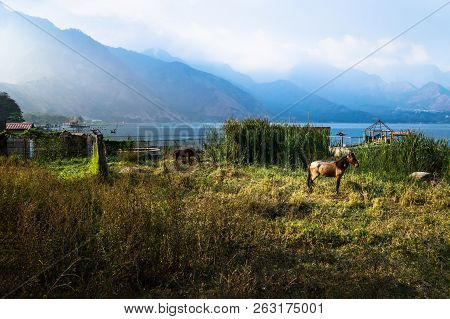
[0, 92, 23, 130]
[8, 112, 24, 122]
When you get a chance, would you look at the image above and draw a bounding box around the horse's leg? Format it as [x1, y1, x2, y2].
[336, 174, 342, 194]
[173, 153, 180, 170]
[307, 169, 312, 190]
[308, 170, 319, 192]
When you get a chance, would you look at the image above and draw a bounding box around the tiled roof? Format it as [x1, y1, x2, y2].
[6, 122, 34, 130]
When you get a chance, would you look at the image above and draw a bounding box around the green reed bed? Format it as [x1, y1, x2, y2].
[354, 133, 449, 180]
[206, 118, 330, 169]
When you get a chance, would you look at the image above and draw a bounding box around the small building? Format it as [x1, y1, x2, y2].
[364, 120, 411, 144]
[3, 123, 35, 157]
[6, 122, 34, 132]
[364, 120, 393, 144]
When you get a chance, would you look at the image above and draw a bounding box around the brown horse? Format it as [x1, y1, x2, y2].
[307, 152, 359, 194]
[173, 148, 200, 164]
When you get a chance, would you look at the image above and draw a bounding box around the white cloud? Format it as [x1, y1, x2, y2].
[406, 45, 429, 64]
[305, 35, 430, 72]
[161, 26, 302, 73]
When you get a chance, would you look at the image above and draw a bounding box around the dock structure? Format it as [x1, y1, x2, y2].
[68, 119, 90, 133]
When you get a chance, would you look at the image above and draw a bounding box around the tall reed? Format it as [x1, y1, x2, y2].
[207, 118, 330, 169]
[354, 133, 449, 179]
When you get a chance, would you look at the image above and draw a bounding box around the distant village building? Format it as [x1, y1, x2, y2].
[68, 119, 90, 133]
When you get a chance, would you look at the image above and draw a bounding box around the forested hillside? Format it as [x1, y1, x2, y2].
[0, 92, 23, 129]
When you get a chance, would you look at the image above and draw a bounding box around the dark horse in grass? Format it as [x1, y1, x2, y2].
[173, 148, 200, 164]
[307, 152, 359, 194]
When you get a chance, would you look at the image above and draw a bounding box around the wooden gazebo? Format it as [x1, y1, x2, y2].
[364, 120, 394, 144]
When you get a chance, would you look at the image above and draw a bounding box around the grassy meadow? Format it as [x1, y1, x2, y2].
[0, 121, 449, 298]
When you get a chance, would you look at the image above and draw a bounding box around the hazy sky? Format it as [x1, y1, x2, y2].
[4, 0, 450, 76]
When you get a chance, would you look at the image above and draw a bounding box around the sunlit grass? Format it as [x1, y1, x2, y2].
[44, 158, 93, 179]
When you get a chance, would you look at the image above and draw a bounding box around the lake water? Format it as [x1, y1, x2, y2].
[86, 122, 449, 141]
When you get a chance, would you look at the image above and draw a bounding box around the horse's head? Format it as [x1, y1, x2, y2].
[347, 152, 359, 168]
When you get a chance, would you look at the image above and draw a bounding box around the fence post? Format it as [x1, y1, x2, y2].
[87, 135, 94, 157]
[90, 132, 108, 179]
[97, 133, 108, 178]
[0, 133, 6, 156]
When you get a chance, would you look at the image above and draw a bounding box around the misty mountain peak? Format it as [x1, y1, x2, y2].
[419, 82, 449, 94]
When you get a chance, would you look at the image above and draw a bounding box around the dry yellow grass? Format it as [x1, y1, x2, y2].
[0, 157, 449, 298]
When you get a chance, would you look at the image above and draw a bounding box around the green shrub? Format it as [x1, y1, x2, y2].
[31, 130, 88, 160]
[104, 139, 134, 156]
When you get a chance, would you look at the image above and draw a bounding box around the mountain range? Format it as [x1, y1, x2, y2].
[194, 60, 450, 122]
[0, 4, 449, 123]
